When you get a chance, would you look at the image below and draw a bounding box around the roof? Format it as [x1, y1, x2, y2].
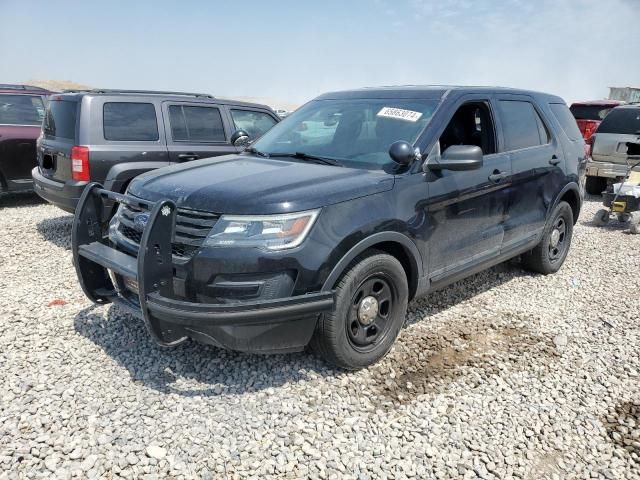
[51, 89, 273, 110]
[571, 100, 626, 106]
[0, 84, 53, 95]
[315, 85, 565, 102]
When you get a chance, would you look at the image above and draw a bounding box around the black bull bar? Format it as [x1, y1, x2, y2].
[71, 183, 335, 350]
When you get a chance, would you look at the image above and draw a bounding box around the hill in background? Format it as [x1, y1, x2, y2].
[25, 80, 298, 112]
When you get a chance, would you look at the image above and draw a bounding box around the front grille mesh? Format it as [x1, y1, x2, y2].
[117, 202, 219, 259]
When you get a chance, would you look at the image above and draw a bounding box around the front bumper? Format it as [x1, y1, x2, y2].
[71, 183, 335, 353]
[586, 159, 639, 179]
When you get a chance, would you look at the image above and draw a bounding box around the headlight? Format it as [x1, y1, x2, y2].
[203, 209, 320, 250]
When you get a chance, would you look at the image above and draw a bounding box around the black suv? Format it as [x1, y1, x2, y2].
[32, 89, 279, 214]
[71, 86, 585, 369]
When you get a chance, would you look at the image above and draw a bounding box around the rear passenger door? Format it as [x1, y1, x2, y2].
[495, 95, 564, 250]
[162, 102, 237, 163]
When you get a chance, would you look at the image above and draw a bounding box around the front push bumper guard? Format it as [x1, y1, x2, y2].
[71, 183, 335, 350]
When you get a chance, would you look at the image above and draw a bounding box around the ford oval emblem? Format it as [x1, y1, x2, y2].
[133, 213, 150, 232]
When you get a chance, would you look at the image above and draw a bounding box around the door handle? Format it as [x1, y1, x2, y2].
[488, 170, 509, 183]
[549, 155, 561, 166]
[178, 153, 199, 161]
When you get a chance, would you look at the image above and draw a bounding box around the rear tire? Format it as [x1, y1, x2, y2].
[310, 251, 408, 370]
[585, 176, 607, 196]
[522, 201, 573, 275]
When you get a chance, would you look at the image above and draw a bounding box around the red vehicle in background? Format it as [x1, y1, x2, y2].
[0, 84, 52, 196]
[570, 100, 625, 141]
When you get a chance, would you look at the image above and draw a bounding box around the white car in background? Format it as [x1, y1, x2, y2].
[274, 108, 290, 118]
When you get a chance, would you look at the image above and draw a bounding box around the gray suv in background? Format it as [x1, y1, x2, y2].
[32, 90, 279, 214]
[586, 104, 640, 194]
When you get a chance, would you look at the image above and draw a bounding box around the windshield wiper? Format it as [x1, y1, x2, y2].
[245, 146, 270, 158]
[269, 152, 342, 167]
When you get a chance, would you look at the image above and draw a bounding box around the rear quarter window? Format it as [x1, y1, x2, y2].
[0, 94, 45, 126]
[550, 103, 583, 141]
[596, 108, 640, 135]
[103, 102, 159, 141]
[43, 100, 78, 139]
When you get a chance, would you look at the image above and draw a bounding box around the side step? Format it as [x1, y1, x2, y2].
[78, 242, 138, 280]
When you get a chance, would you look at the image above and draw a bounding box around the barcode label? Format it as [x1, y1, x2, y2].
[377, 107, 423, 122]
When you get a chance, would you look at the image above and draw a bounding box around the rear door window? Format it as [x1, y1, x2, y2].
[550, 103, 583, 141]
[168, 105, 226, 142]
[596, 108, 640, 135]
[43, 100, 77, 139]
[230, 109, 277, 139]
[0, 94, 45, 126]
[103, 102, 159, 141]
[498, 100, 549, 150]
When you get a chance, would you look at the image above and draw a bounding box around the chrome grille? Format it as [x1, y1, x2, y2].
[117, 202, 219, 259]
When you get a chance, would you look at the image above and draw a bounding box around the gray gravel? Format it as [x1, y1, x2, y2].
[1, 193, 639, 479]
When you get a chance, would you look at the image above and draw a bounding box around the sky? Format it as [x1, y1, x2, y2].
[1, 0, 638, 106]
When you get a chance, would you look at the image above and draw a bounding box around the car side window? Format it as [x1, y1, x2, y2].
[230, 110, 277, 139]
[498, 100, 549, 151]
[168, 105, 226, 142]
[439, 101, 496, 155]
[103, 102, 159, 141]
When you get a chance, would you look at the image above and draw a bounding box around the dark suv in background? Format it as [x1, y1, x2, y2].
[72, 86, 585, 369]
[0, 84, 52, 196]
[32, 90, 279, 214]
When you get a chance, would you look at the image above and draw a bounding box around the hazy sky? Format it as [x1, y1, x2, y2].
[1, 0, 638, 105]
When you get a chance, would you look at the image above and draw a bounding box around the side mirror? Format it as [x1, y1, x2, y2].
[231, 130, 251, 147]
[429, 145, 483, 171]
[388, 141, 417, 165]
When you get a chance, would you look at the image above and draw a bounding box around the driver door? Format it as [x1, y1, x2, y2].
[425, 97, 512, 285]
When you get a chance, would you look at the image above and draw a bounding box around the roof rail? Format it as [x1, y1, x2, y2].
[61, 89, 215, 98]
[0, 84, 50, 91]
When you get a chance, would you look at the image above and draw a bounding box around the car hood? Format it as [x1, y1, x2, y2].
[128, 154, 395, 214]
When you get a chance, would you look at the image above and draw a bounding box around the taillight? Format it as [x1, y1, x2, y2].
[71, 146, 90, 181]
[583, 120, 599, 141]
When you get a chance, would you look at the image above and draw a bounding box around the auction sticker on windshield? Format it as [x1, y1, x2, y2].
[377, 107, 423, 122]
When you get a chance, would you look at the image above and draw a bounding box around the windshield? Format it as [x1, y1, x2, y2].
[250, 98, 439, 171]
[570, 105, 614, 121]
[597, 108, 640, 135]
[0, 94, 45, 126]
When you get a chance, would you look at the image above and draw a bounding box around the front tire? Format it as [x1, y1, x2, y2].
[310, 251, 409, 370]
[522, 201, 574, 274]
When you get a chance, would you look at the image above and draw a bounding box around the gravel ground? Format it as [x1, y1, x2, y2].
[1, 193, 639, 480]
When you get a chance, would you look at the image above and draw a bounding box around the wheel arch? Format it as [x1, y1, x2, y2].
[0, 168, 7, 192]
[102, 161, 172, 192]
[322, 232, 423, 300]
[552, 182, 581, 224]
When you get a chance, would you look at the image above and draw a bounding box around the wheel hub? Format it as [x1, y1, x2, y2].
[358, 296, 379, 325]
[550, 228, 561, 248]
